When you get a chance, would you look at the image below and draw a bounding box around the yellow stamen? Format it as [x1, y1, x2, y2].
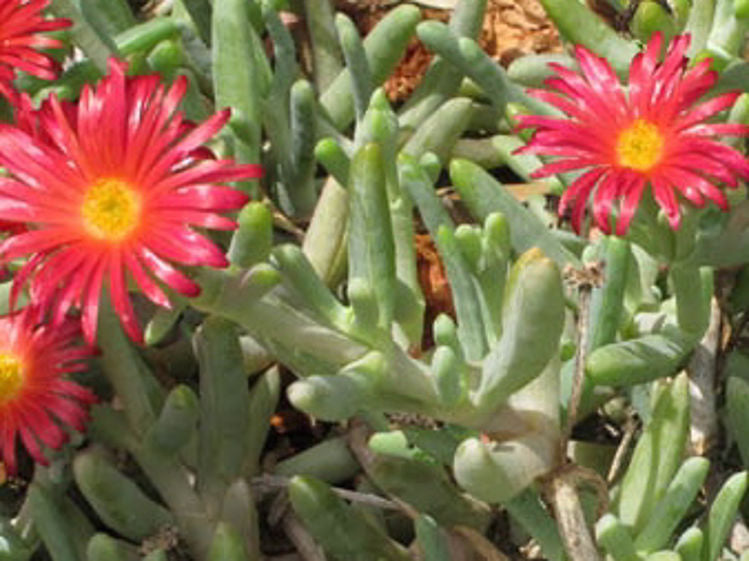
[81, 178, 140, 241]
[0, 353, 24, 405]
[615, 119, 664, 172]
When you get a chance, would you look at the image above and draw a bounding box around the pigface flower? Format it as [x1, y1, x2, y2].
[0, 60, 262, 344]
[515, 33, 749, 235]
[0, 306, 95, 475]
[0, 0, 70, 100]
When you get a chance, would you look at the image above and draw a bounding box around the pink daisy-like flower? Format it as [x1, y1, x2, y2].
[515, 33, 749, 235]
[0, 59, 262, 344]
[0, 0, 70, 100]
[0, 306, 95, 474]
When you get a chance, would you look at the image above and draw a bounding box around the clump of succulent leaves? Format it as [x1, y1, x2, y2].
[0, 1, 749, 561]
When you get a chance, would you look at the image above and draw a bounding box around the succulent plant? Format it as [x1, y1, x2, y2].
[0, 0, 748, 560]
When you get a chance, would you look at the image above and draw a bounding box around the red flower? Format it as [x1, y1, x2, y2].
[0, 60, 262, 344]
[0, 0, 70, 100]
[0, 306, 95, 474]
[515, 33, 749, 235]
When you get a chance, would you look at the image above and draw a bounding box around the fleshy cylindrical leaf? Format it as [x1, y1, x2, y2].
[288, 476, 411, 561]
[634, 457, 710, 553]
[474, 248, 564, 409]
[74, 451, 174, 542]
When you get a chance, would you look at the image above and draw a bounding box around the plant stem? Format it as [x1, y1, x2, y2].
[561, 279, 593, 461]
[548, 467, 601, 561]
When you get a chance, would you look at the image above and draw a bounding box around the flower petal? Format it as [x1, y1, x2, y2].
[651, 176, 681, 229]
[615, 175, 647, 235]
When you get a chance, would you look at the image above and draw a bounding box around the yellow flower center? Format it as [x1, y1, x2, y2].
[615, 119, 664, 172]
[0, 353, 24, 405]
[81, 178, 140, 241]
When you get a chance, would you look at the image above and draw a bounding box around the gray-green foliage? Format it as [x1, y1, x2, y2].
[6, 0, 749, 560]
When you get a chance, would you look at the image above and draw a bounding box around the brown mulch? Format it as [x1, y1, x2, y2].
[415, 232, 455, 350]
[480, 0, 562, 66]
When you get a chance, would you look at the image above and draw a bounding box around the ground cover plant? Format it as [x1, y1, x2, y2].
[1, 0, 749, 560]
